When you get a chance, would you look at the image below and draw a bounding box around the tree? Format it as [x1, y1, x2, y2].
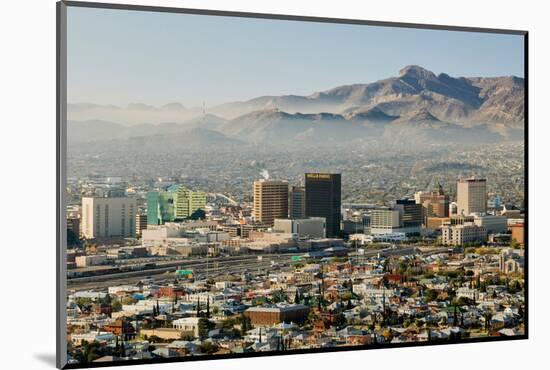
[272, 289, 287, 303]
[114, 336, 120, 356]
[180, 333, 195, 341]
[121, 296, 137, 305]
[423, 272, 435, 279]
[206, 297, 210, 318]
[119, 339, 126, 358]
[101, 294, 112, 306]
[334, 313, 347, 329]
[341, 292, 353, 302]
[199, 341, 219, 354]
[484, 312, 491, 331]
[77, 340, 101, 363]
[240, 314, 252, 336]
[198, 317, 215, 339]
[148, 335, 163, 343]
[111, 300, 122, 312]
[67, 229, 80, 247]
[456, 296, 474, 306]
[425, 289, 438, 303]
[453, 305, 458, 326]
[74, 297, 92, 309]
[189, 209, 206, 220]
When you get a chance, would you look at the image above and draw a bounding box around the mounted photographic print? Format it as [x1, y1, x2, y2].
[56, 1, 528, 368]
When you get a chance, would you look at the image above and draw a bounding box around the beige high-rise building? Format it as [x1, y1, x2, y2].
[456, 178, 487, 216]
[253, 179, 289, 226]
[81, 197, 137, 239]
[289, 186, 306, 219]
[370, 208, 401, 231]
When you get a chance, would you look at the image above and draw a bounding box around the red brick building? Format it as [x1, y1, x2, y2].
[156, 286, 185, 298]
[103, 319, 136, 340]
[510, 223, 524, 246]
[244, 304, 310, 325]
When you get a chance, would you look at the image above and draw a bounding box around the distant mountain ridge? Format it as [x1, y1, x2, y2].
[210, 65, 524, 127]
[67, 66, 524, 147]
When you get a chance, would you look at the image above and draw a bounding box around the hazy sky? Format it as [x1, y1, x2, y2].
[67, 6, 525, 107]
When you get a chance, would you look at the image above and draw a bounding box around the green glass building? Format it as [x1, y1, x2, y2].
[147, 185, 206, 225]
[146, 191, 176, 225]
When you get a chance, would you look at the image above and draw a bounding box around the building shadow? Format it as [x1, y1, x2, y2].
[34, 353, 56, 367]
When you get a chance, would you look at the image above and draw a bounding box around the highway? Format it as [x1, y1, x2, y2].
[67, 254, 296, 291]
[67, 246, 449, 291]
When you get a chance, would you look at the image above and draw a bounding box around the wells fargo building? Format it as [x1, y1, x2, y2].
[305, 173, 341, 237]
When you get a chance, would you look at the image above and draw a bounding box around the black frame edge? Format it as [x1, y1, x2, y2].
[61, 335, 528, 370]
[57, 1, 68, 369]
[61, 0, 527, 35]
[523, 31, 529, 339]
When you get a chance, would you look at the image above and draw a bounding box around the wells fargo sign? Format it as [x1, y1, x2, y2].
[306, 173, 332, 180]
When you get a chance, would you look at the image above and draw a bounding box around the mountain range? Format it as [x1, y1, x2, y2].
[67, 65, 525, 147]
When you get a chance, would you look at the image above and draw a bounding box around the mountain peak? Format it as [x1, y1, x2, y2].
[399, 65, 437, 80]
[405, 108, 441, 122]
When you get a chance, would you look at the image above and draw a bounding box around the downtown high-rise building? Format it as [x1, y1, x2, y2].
[135, 213, 147, 237]
[305, 173, 341, 237]
[370, 208, 401, 231]
[253, 179, 289, 226]
[170, 185, 207, 220]
[289, 185, 306, 219]
[81, 196, 137, 239]
[147, 185, 206, 225]
[457, 178, 487, 216]
[395, 199, 422, 228]
[147, 191, 176, 225]
[416, 184, 450, 224]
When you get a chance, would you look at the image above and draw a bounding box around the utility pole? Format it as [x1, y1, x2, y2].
[353, 221, 359, 264]
[257, 255, 262, 276]
[206, 247, 209, 280]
